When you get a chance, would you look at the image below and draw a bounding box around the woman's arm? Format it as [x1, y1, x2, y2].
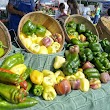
[7, 3, 25, 16]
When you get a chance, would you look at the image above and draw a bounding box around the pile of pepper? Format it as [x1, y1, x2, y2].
[20, 20, 63, 54]
[0, 53, 38, 109]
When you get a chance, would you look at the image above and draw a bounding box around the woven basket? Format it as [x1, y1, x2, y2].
[0, 21, 11, 60]
[64, 14, 99, 42]
[17, 11, 65, 53]
[96, 16, 110, 40]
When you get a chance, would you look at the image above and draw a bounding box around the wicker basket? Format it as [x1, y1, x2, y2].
[96, 16, 110, 40]
[0, 21, 11, 60]
[64, 14, 99, 42]
[18, 11, 65, 53]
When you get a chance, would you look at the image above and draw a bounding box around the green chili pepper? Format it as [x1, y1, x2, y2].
[33, 85, 44, 96]
[21, 67, 33, 81]
[22, 20, 37, 36]
[1, 53, 24, 69]
[0, 70, 22, 85]
[0, 83, 28, 104]
[0, 96, 38, 109]
[84, 68, 100, 80]
[71, 38, 89, 48]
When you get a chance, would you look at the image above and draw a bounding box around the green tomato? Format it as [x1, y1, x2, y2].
[0, 48, 5, 57]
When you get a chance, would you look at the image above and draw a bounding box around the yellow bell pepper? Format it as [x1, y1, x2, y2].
[47, 46, 56, 54]
[42, 74, 56, 87]
[29, 43, 40, 53]
[80, 78, 90, 92]
[74, 71, 85, 79]
[56, 76, 65, 83]
[22, 37, 33, 49]
[65, 75, 76, 81]
[54, 70, 65, 78]
[54, 56, 66, 69]
[38, 46, 48, 54]
[10, 64, 27, 75]
[42, 70, 54, 77]
[30, 70, 43, 85]
[35, 37, 43, 45]
[28, 34, 38, 43]
[43, 86, 56, 101]
[51, 42, 61, 51]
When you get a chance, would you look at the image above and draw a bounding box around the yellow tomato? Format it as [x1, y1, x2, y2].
[30, 70, 43, 85]
[38, 46, 48, 54]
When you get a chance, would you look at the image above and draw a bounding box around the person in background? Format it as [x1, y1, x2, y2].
[107, 8, 110, 16]
[55, 3, 66, 19]
[82, 2, 91, 21]
[7, 0, 36, 33]
[67, 0, 80, 15]
[60, 0, 69, 14]
[93, 3, 101, 24]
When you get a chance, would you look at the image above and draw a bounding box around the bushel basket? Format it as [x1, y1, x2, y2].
[0, 21, 11, 60]
[64, 14, 99, 42]
[18, 11, 65, 53]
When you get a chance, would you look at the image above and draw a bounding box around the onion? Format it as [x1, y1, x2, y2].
[100, 72, 110, 83]
[69, 45, 79, 54]
[82, 61, 94, 70]
[70, 79, 80, 90]
[42, 37, 52, 47]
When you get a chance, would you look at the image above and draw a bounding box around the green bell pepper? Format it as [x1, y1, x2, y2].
[1, 53, 24, 70]
[66, 20, 77, 30]
[77, 24, 86, 34]
[89, 42, 101, 52]
[36, 25, 46, 37]
[79, 48, 93, 62]
[66, 27, 75, 35]
[63, 52, 80, 76]
[33, 85, 44, 96]
[22, 20, 37, 36]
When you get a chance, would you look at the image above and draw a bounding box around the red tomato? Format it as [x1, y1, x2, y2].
[20, 80, 28, 90]
[0, 68, 14, 74]
[54, 79, 71, 95]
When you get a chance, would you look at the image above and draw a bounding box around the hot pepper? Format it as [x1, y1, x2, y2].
[93, 57, 110, 72]
[70, 38, 89, 48]
[1, 53, 24, 70]
[22, 20, 37, 36]
[0, 83, 28, 104]
[0, 96, 38, 109]
[43, 86, 56, 101]
[84, 68, 100, 80]
[33, 85, 44, 96]
[0, 70, 23, 85]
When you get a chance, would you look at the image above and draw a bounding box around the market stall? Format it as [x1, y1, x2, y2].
[0, 11, 110, 110]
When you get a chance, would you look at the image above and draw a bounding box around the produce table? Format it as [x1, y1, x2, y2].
[21, 82, 110, 110]
[1, 44, 109, 110]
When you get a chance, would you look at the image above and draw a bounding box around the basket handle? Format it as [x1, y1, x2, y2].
[98, 25, 103, 35]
